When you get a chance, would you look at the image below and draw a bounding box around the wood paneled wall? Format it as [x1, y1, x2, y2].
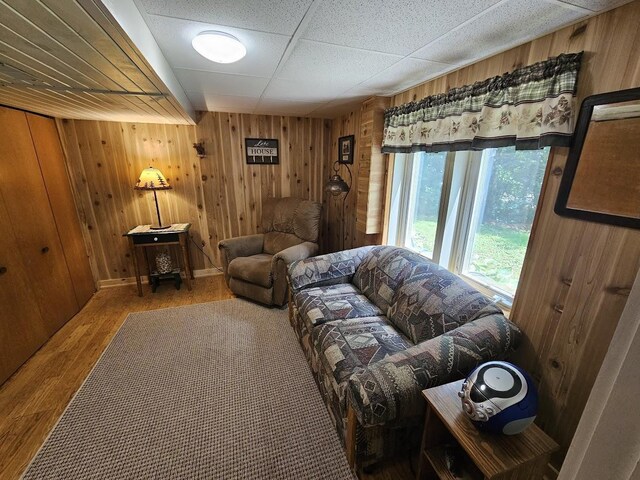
[196, 112, 332, 254]
[390, 0, 640, 468]
[356, 97, 391, 235]
[326, 110, 361, 253]
[58, 112, 332, 283]
[325, 99, 391, 253]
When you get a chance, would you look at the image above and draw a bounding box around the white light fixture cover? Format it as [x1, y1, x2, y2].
[191, 31, 246, 64]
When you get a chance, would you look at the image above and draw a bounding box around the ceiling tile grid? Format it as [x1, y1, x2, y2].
[301, 0, 503, 55]
[135, 0, 631, 118]
[3, 0, 631, 122]
[134, 0, 314, 35]
[142, 14, 290, 77]
[174, 69, 270, 97]
[410, 0, 587, 65]
[354, 57, 453, 96]
[186, 91, 260, 112]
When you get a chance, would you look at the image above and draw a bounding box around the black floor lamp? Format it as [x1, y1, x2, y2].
[135, 166, 172, 230]
[325, 160, 352, 250]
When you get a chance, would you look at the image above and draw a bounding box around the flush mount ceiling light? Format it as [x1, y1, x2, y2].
[191, 31, 246, 63]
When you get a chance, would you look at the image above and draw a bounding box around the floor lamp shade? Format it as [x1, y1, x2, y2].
[134, 167, 172, 229]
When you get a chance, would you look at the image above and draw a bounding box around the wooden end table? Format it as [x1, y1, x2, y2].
[124, 223, 194, 297]
[417, 380, 558, 480]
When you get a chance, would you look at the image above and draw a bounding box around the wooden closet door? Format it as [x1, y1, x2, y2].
[26, 113, 95, 307]
[0, 192, 49, 385]
[0, 106, 79, 335]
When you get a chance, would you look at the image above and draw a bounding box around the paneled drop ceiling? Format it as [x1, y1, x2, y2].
[0, 0, 633, 123]
[132, 0, 632, 118]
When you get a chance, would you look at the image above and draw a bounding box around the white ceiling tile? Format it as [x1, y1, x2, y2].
[144, 14, 289, 77]
[134, 0, 313, 35]
[355, 58, 452, 96]
[254, 98, 326, 116]
[308, 97, 372, 119]
[276, 40, 402, 88]
[556, 0, 633, 11]
[175, 69, 269, 97]
[412, 0, 587, 65]
[186, 91, 259, 113]
[302, 0, 502, 55]
[262, 78, 355, 102]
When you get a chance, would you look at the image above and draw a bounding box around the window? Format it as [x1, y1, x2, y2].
[388, 146, 549, 302]
[388, 152, 447, 259]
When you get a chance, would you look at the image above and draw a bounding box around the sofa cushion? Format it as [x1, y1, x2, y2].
[293, 283, 383, 331]
[228, 253, 273, 288]
[352, 246, 425, 314]
[388, 261, 501, 344]
[312, 317, 412, 409]
[263, 231, 301, 255]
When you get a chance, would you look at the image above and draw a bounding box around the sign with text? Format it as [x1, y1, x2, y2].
[245, 138, 279, 165]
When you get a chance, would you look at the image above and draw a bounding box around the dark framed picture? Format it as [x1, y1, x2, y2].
[245, 138, 279, 165]
[554, 87, 640, 229]
[338, 135, 354, 164]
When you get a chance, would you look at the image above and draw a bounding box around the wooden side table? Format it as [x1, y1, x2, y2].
[124, 223, 194, 297]
[417, 380, 558, 480]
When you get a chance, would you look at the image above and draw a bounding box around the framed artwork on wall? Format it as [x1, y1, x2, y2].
[245, 138, 279, 164]
[338, 135, 354, 164]
[555, 87, 640, 229]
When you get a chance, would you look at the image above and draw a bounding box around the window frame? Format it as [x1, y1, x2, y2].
[387, 147, 549, 307]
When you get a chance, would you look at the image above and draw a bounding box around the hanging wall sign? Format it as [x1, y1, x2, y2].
[245, 138, 279, 164]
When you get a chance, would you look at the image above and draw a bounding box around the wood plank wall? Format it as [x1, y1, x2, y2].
[326, 108, 385, 253]
[390, 0, 640, 469]
[196, 112, 332, 254]
[356, 96, 391, 235]
[58, 112, 332, 283]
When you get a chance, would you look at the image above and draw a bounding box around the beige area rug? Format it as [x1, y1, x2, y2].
[23, 299, 354, 480]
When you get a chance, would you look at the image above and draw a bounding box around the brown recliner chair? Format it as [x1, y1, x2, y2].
[218, 197, 321, 306]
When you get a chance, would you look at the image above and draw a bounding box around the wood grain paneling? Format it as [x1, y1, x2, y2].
[27, 113, 96, 307]
[0, 192, 48, 386]
[0, 0, 191, 124]
[356, 96, 391, 235]
[389, 0, 640, 469]
[59, 112, 332, 282]
[196, 112, 331, 255]
[58, 119, 211, 281]
[0, 107, 79, 334]
[326, 109, 361, 252]
[326, 99, 390, 252]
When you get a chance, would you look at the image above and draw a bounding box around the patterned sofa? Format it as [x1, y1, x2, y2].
[287, 246, 522, 467]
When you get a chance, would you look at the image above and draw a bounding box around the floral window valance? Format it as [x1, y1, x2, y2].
[382, 52, 583, 153]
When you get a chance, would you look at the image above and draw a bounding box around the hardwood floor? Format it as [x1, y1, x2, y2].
[0, 275, 412, 480]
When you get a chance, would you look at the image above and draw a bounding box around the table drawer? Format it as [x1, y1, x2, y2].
[132, 233, 180, 244]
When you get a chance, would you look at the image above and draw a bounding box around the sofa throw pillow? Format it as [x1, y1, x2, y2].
[388, 261, 502, 344]
[352, 246, 423, 314]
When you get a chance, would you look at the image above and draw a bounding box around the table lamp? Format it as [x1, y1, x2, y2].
[135, 166, 172, 230]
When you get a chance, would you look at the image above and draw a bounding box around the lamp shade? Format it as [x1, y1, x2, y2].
[325, 173, 350, 196]
[135, 167, 171, 190]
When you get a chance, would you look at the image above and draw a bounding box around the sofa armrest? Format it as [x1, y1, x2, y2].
[347, 314, 522, 427]
[218, 234, 264, 283]
[287, 246, 376, 293]
[272, 242, 319, 306]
